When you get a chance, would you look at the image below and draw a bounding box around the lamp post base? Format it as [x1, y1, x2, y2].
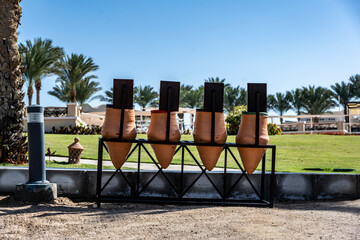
[15, 182, 57, 202]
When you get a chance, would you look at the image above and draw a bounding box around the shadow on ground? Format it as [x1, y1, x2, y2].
[1, 195, 359, 217]
[275, 199, 360, 214]
[0, 195, 210, 217]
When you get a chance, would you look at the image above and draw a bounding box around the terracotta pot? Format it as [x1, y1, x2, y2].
[193, 110, 227, 171]
[236, 112, 269, 174]
[101, 105, 137, 169]
[147, 110, 180, 169]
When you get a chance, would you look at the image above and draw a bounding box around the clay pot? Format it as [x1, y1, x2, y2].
[147, 110, 181, 169]
[236, 112, 269, 174]
[101, 105, 137, 169]
[193, 110, 227, 171]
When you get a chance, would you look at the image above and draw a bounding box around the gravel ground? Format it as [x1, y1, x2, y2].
[0, 196, 359, 239]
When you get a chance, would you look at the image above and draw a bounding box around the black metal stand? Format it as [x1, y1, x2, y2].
[96, 81, 275, 208]
[96, 138, 276, 208]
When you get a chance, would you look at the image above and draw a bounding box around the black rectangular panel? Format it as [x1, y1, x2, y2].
[113, 79, 134, 109]
[203, 82, 224, 112]
[159, 81, 180, 111]
[247, 83, 267, 112]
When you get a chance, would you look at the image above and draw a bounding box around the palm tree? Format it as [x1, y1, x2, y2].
[100, 87, 113, 103]
[55, 53, 99, 103]
[75, 78, 102, 107]
[183, 88, 203, 109]
[180, 84, 204, 108]
[100, 86, 138, 104]
[47, 81, 70, 103]
[224, 86, 246, 113]
[134, 85, 159, 109]
[179, 85, 203, 131]
[179, 84, 193, 107]
[301, 85, 336, 115]
[286, 88, 304, 116]
[19, 38, 64, 105]
[330, 81, 354, 113]
[48, 78, 102, 107]
[349, 74, 360, 99]
[205, 77, 230, 88]
[0, 0, 26, 162]
[267, 93, 292, 124]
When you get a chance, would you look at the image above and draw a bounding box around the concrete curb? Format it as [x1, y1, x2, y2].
[0, 167, 359, 201]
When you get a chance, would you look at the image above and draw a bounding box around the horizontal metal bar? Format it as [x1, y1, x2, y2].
[100, 137, 275, 148]
[99, 195, 271, 207]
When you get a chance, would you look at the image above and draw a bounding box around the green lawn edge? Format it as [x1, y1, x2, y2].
[8, 134, 359, 173]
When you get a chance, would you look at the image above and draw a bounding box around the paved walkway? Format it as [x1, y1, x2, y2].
[50, 156, 237, 172]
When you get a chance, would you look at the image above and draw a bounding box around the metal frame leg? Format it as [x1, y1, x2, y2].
[96, 138, 104, 208]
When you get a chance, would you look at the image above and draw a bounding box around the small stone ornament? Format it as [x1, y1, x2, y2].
[68, 137, 84, 164]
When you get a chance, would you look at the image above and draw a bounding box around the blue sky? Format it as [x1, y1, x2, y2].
[19, 0, 360, 109]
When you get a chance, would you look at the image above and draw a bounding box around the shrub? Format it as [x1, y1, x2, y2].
[50, 125, 102, 135]
[225, 105, 247, 135]
[267, 123, 282, 135]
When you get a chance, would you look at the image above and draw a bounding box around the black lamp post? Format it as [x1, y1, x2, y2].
[15, 105, 57, 201]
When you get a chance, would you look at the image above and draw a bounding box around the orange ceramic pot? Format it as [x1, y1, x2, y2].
[236, 112, 269, 174]
[101, 105, 137, 169]
[193, 110, 227, 171]
[147, 110, 181, 169]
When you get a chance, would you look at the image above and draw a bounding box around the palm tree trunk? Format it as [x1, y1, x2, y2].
[27, 86, 33, 106]
[70, 89, 76, 102]
[0, 0, 25, 161]
[35, 80, 41, 105]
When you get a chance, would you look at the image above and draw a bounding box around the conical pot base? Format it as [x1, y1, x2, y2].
[196, 146, 223, 171]
[105, 142, 132, 169]
[238, 148, 266, 174]
[151, 144, 176, 169]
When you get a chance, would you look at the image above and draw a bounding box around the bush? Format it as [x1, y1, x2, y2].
[50, 125, 102, 135]
[225, 105, 247, 135]
[267, 123, 282, 135]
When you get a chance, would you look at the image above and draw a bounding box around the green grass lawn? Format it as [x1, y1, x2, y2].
[0, 161, 119, 170]
[44, 134, 360, 173]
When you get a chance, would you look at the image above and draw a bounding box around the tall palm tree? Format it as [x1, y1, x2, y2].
[0, 0, 26, 162]
[19, 38, 64, 105]
[100, 87, 113, 103]
[100, 87, 138, 104]
[55, 53, 99, 103]
[267, 93, 292, 124]
[134, 85, 159, 109]
[301, 85, 336, 115]
[48, 78, 102, 107]
[330, 81, 354, 113]
[47, 81, 69, 103]
[286, 88, 304, 116]
[224, 86, 246, 113]
[75, 78, 102, 107]
[48, 78, 102, 108]
[349, 74, 360, 99]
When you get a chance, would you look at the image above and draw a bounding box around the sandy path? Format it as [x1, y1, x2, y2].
[0, 196, 359, 239]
